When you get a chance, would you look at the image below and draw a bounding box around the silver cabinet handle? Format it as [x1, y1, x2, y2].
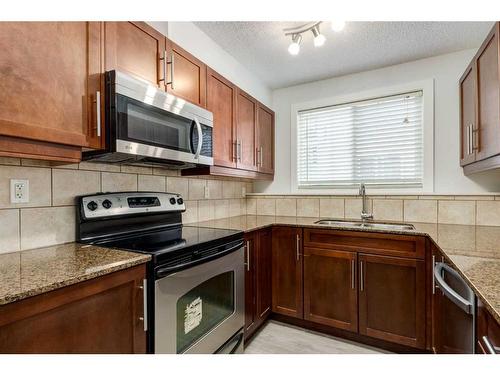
[236, 140, 242, 162]
[138, 279, 148, 331]
[296, 234, 300, 261]
[466, 124, 470, 155]
[159, 50, 167, 84]
[193, 117, 203, 159]
[359, 260, 364, 291]
[95, 91, 101, 137]
[434, 262, 474, 314]
[256, 147, 260, 167]
[170, 51, 175, 90]
[259, 146, 263, 167]
[432, 255, 436, 294]
[351, 259, 355, 290]
[245, 240, 250, 272]
[482, 336, 500, 354]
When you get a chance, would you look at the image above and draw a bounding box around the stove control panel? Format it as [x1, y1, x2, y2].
[80, 192, 186, 219]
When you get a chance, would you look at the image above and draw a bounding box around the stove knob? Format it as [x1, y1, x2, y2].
[177, 198, 184, 205]
[169, 197, 176, 205]
[102, 199, 112, 209]
[87, 201, 98, 211]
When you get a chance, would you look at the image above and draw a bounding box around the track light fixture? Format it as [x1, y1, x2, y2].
[284, 21, 346, 55]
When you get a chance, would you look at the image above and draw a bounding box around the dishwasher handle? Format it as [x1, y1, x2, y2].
[434, 262, 474, 315]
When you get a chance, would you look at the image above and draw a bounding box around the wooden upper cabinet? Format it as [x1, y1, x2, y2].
[358, 253, 425, 349]
[207, 67, 237, 168]
[476, 24, 500, 161]
[256, 103, 275, 174]
[460, 63, 477, 166]
[104, 22, 166, 88]
[0, 22, 90, 161]
[236, 89, 258, 172]
[272, 227, 303, 319]
[165, 39, 207, 107]
[304, 248, 358, 332]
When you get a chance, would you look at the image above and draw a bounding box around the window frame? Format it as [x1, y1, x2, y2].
[290, 80, 434, 194]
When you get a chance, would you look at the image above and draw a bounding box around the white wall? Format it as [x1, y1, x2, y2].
[147, 21, 272, 106]
[256, 49, 500, 195]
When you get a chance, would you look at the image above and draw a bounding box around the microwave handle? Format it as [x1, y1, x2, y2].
[194, 117, 203, 159]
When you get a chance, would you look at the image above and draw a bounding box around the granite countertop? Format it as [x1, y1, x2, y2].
[0, 243, 150, 306]
[194, 215, 500, 325]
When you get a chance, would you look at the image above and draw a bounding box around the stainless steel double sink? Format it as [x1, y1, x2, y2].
[314, 219, 415, 231]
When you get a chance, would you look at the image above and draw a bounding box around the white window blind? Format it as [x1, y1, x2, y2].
[297, 91, 423, 188]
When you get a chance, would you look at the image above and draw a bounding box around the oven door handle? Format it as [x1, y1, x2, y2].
[155, 240, 244, 278]
[193, 117, 203, 159]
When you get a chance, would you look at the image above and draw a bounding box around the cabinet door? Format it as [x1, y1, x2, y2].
[0, 265, 146, 353]
[104, 22, 166, 88]
[358, 254, 425, 349]
[272, 227, 303, 318]
[236, 89, 258, 172]
[459, 63, 477, 166]
[256, 103, 275, 174]
[244, 232, 257, 337]
[165, 39, 207, 107]
[256, 228, 272, 321]
[304, 248, 358, 332]
[476, 24, 500, 161]
[207, 68, 237, 168]
[0, 22, 88, 151]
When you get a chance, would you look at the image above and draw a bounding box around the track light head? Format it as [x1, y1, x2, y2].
[331, 20, 346, 32]
[311, 25, 326, 47]
[288, 33, 302, 55]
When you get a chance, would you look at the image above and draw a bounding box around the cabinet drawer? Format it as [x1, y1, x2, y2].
[303, 228, 425, 259]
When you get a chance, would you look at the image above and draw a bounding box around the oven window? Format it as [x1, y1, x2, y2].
[176, 271, 235, 353]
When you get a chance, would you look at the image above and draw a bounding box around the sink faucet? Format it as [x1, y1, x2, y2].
[359, 183, 373, 221]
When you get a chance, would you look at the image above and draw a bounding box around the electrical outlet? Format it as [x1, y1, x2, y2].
[204, 185, 210, 199]
[10, 179, 29, 203]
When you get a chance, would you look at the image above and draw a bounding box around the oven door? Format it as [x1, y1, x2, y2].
[114, 93, 213, 166]
[154, 246, 244, 354]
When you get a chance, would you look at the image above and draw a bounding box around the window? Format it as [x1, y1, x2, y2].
[297, 91, 423, 188]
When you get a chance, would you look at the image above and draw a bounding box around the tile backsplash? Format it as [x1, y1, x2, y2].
[245, 194, 500, 227]
[0, 157, 251, 253]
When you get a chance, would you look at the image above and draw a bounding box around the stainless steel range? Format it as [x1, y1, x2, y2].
[76, 192, 245, 354]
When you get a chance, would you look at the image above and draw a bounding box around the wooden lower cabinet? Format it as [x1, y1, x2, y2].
[244, 228, 272, 340]
[0, 265, 146, 353]
[358, 253, 426, 349]
[476, 299, 500, 354]
[304, 247, 358, 332]
[271, 227, 303, 319]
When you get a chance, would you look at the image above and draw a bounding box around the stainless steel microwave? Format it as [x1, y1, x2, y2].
[83, 70, 213, 169]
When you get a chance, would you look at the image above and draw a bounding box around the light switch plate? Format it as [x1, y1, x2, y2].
[204, 185, 210, 199]
[10, 179, 29, 203]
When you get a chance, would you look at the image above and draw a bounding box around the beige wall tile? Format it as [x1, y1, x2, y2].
[456, 195, 494, 201]
[403, 200, 437, 223]
[138, 175, 165, 192]
[297, 198, 320, 217]
[320, 198, 344, 218]
[477, 201, 500, 226]
[152, 168, 179, 176]
[0, 165, 51, 209]
[276, 198, 297, 217]
[52, 169, 101, 206]
[229, 199, 241, 217]
[189, 179, 207, 200]
[0, 209, 20, 253]
[20, 206, 75, 250]
[476, 226, 500, 254]
[345, 198, 371, 219]
[78, 161, 121, 172]
[222, 181, 238, 199]
[438, 200, 475, 225]
[437, 224, 475, 251]
[240, 199, 247, 215]
[101, 172, 137, 192]
[418, 195, 454, 200]
[257, 199, 276, 216]
[182, 201, 198, 224]
[245, 182, 253, 194]
[208, 179, 223, 199]
[120, 165, 152, 174]
[0, 157, 21, 166]
[198, 200, 215, 222]
[21, 159, 53, 167]
[246, 199, 257, 215]
[373, 199, 403, 221]
[166, 177, 189, 198]
[215, 199, 230, 219]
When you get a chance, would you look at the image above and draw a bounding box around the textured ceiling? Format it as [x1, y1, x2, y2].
[194, 21, 494, 89]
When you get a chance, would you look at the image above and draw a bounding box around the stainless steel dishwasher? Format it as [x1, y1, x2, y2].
[433, 260, 476, 353]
